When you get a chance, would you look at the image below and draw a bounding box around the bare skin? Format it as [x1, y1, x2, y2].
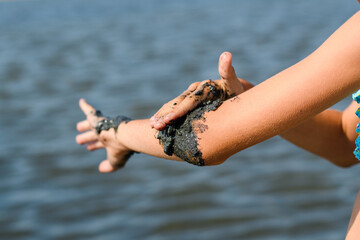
[150, 52, 253, 130]
[76, 10, 360, 237]
[150, 25, 360, 168]
[76, 103, 135, 172]
[347, 191, 360, 240]
[76, 52, 255, 172]
[150, 52, 360, 167]
[77, 10, 360, 171]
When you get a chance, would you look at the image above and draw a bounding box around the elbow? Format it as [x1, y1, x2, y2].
[203, 157, 227, 166]
[327, 155, 358, 168]
[174, 148, 229, 166]
[201, 150, 230, 166]
[332, 160, 357, 168]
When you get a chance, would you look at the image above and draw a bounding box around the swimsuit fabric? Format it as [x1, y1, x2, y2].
[352, 90, 360, 160]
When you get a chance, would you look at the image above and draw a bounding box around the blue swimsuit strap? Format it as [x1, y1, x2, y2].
[352, 90, 360, 160]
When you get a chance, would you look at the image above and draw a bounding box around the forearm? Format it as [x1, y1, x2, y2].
[239, 77, 357, 166]
[193, 11, 360, 164]
[281, 108, 358, 167]
[240, 69, 357, 166]
[117, 119, 182, 161]
[117, 104, 357, 167]
[117, 11, 360, 166]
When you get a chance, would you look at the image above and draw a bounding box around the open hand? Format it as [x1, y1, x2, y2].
[150, 52, 252, 130]
[76, 99, 133, 173]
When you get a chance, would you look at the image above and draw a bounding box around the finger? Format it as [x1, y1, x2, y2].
[153, 118, 167, 130]
[98, 150, 128, 173]
[152, 99, 180, 129]
[154, 81, 216, 130]
[169, 93, 204, 118]
[98, 160, 118, 173]
[154, 94, 203, 130]
[218, 52, 244, 95]
[152, 83, 203, 130]
[151, 82, 200, 123]
[86, 141, 105, 151]
[150, 82, 200, 127]
[79, 98, 103, 127]
[161, 80, 221, 126]
[150, 115, 162, 129]
[79, 98, 96, 116]
[219, 52, 237, 81]
[76, 120, 91, 132]
[76, 131, 98, 145]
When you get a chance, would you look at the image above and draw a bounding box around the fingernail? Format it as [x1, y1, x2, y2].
[164, 113, 175, 122]
[220, 53, 226, 60]
[158, 118, 165, 125]
[154, 122, 164, 130]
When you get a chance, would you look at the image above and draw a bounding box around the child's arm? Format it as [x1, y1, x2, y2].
[150, 54, 360, 167]
[280, 102, 359, 167]
[150, 11, 360, 167]
[77, 11, 360, 172]
[196, 6, 360, 163]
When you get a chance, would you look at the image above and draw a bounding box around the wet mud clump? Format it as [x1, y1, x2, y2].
[94, 110, 132, 134]
[157, 98, 223, 166]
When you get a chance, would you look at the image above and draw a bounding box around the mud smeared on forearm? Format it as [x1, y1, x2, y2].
[157, 81, 226, 166]
[94, 110, 132, 134]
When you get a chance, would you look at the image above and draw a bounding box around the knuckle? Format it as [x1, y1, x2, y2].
[161, 103, 168, 109]
[189, 82, 200, 90]
[201, 79, 212, 85]
[99, 133, 108, 143]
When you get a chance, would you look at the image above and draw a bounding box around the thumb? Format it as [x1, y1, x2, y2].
[98, 160, 118, 173]
[218, 51, 244, 95]
[98, 150, 123, 173]
[218, 52, 238, 82]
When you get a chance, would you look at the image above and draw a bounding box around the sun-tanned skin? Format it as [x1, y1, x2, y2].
[77, 11, 360, 239]
[149, 52, 251, 130]
[151, 50, 360, 168]
[76, 52, 256, 172]
[77, 11, 360, 171]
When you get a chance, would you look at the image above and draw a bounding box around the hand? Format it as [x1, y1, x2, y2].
[76, 99, 134, 173]
[150, 51, 253, 130]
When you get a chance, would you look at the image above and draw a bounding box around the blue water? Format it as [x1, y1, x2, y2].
[1, 0, 360, 239]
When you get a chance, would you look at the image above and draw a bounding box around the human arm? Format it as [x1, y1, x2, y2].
[280, 102, 359, 167]
[150, 51, 253, 130]
[151, 69, 359, 167]
[195, 8, 360, 164]
[150, 55, 360, 167]
[76, 99, 184, 173]
[77, 11, 360, 171]
[151, 11, 360, 167]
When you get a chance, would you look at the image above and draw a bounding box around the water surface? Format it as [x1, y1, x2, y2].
[1, 0, 360, 239]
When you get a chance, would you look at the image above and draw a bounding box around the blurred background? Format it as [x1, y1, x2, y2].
[1, 0, 360, 239]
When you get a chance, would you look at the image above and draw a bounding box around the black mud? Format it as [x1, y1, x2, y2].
[157, 98, 222, 166]
[156, 79, 236, 166]
[95, 111, 132, 134]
